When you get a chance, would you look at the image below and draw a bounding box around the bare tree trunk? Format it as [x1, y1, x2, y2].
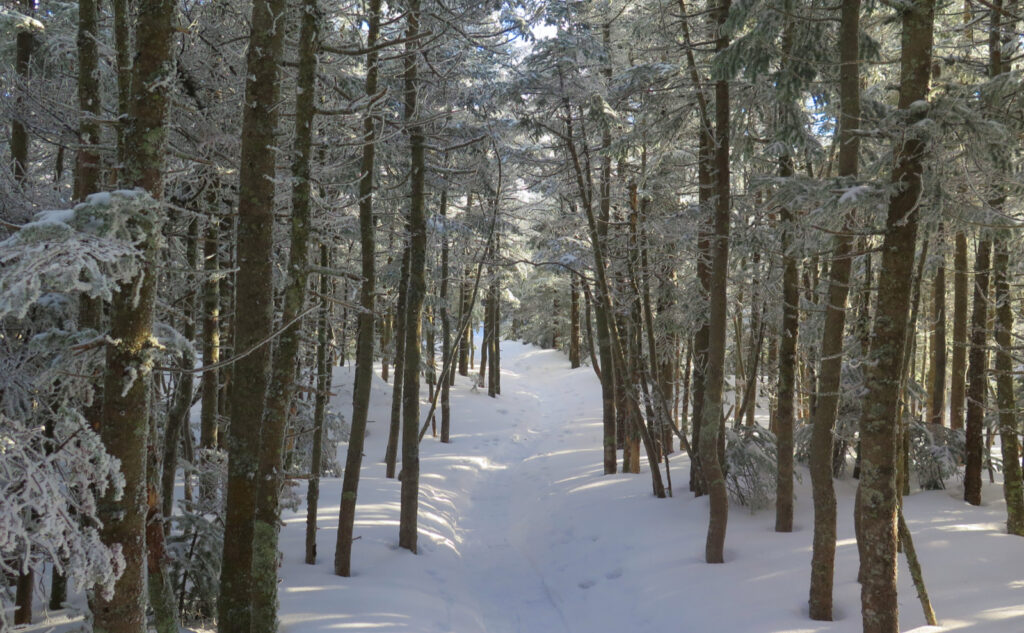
[964, 239, 991, 506]
[337, 0, 380, 571]
[10, 0, 33, 184]
[14, 564, 32, 624]
[690, 128, 713, 496]
[306, 246, 332, 564]
[398, 0, 426, 553]
[700, 0, 732, 563]
[950, 232, 969, 430]
[217, 0, 286, 622]
[857, 0, 934, 627]
[148, 396, 179, 633]
[385, 246, 410, 478]
[250, 1, 318, 626]
[928, 252, 946, 426]
[93, 0, 176, 628]
[569, 276, 581, 368]
[775, 157, 799, 535]
[200, 198, 220, 453]
[440, 187, 452, 439]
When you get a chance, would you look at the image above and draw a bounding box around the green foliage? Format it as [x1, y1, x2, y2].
[908, 419, 965, 491]
[168, 449, 226, 624]
[0, 190, 163, 319]
[725, 425, 780, 511]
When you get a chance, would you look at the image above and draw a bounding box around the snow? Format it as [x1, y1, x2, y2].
[838, 185, 872, 205]
[277, 341, 1024, 633]
[13, 340, 1022, 632]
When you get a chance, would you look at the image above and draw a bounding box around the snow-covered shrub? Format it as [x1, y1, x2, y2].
[0, 320, 125, 626]
[0, 190, 162, 625]
[724, 425, 779, 511]
[908, 418, 965, 490]
[0, 190, 162, 318]
[168, 449, 226, 623]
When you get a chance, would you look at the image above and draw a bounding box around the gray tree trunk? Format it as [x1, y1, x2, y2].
[856, 0, 935, 628]
[336, 0, 381, 574]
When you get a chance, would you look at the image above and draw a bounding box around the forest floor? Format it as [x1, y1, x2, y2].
[278, 341, 1024, 633]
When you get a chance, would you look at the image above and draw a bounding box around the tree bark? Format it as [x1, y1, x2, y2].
[250, 0, 318, 627]
[336, 0, 380, 573]
[11, 0, 33, 184]
[775, 157, 799, 535]
[569, 275, 581, 368]
[700, 0, 732, 563]
[398, 0, 426, 553]
[200, 205, 220, 452]
[306, 246, 332, 564]
[440, 186, 452, 439]
[963, 239, 991, 506]
[950, 231, 968, 430]
[808, 0, 860, 593]
[93, 0, 176, 629]
[856, 0, 934, 628]
[15, 565, 32, 624]
[385, 245, 410, 478]
[690, 130, 713, 496]
[928, 253, 946, 426]
[217, 0, 287, 622]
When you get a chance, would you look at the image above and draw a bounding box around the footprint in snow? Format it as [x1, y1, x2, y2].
[578, 579, 596, 590]
[604, 568, 623, 580]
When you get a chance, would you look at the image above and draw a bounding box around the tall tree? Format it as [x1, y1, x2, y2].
[250, 0, 320, 627]
[809, 0, 861, 617]
[336, 0, 382, 575]
[10, 0, 34, 185]
[398, 0, 426, 553]
[92, 0, 177, 630]
[856, 0, 935, 629]
[963, 238, 991, 506]
[217, 0, 288, 624]
[949, 232, 968, 429]
[700, 0, 732, 564]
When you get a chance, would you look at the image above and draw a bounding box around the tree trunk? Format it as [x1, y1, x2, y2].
[399, 0, 426, 553]
[701, 0, 732, 563]
[306, 246, 332, 564]
[857, 0, 934, 628]
[385, 246, 410, 478]
[950, 232, 969, 430]
[459, 274, 471, 376]
[336, 0, 380, 572]
[200, 204, 220, 453]
[690, 131, 712, 497]
[479, 292, 489, 387]
[250, 1, 318, 626]
[148, 398, 179, 633]
[440, 187, 452, 440]
[963, 239, 991, 506]
[569, 275, 581, 368]
[15, 565, 32, 624]
[928, 252, 946, 425]
[775, 157, 799, 535]
[217, 0, 286, 623]
[808, 0, 859, 612]
[93, 0, 176, 629]
[10, 0, 33, 184]
[993, 241, 1024, 534]
[163, 219, 198, 523]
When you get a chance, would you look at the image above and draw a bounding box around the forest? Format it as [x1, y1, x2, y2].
[1, 0, 1022, 631]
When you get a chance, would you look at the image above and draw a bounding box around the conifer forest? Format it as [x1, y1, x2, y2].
[2, 0, 1023, 631]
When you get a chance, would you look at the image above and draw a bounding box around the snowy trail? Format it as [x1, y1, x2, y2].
[277, 341, 1024, 633]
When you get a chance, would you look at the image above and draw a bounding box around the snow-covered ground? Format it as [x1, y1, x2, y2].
[280, 341, 1024, 633]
